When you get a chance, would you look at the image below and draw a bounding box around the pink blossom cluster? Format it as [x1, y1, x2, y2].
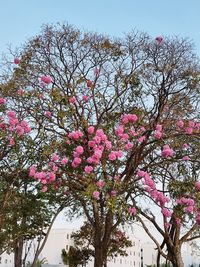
[96, 180, 105, 189]
[161, 144, 174, 158]
[108, 150, 123, 161]
[138, 170, 170, 216]
[177, 197, 195, 214]
[0, 98, 6, 105]
[69, 96, 77, 104]
[154, 124, 163, 139]
[72, 145, 84, 168]
[7, 111, 31, 136]
[196, 213, 200, 225]
[161, 208, 171, 218]
[121, 113, 138, 124]
[14, 57, 20, 65]
[86, 128, 111, 166]
[128, 207, 137, 215]
[195, 181, 200, 191]
[68, 130, 84, 140]
[29, 153, 70, 191]
[0, 110, 31, 146]
[40, 75, 52, 84]
[92, 190, 100, 199]
[176, 119, 200, 135]
[44, 111, 52, 119]
[155, 36, 164, 44]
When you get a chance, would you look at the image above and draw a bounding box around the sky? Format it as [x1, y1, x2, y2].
[0, 0, 200, 55]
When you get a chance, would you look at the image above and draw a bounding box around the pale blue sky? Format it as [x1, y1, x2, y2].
[0, 0, 200, 55]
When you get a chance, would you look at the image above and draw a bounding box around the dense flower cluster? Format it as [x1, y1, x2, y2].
[28, 99, 200, 224]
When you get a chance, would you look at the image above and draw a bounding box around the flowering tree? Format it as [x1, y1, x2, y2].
[2, 24, 200, 267]
[0, 95, 72, 267]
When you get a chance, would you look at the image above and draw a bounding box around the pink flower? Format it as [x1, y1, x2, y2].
[137, 170, 147, 178]
[68, 130, 83, 140]
[47, 172, 56, 181]
[7, 111, 16, 118]
[0, 98, 6, 105]
[161, 145, 174, 158]
[40, 75, 52, 84]
[115, 125, 124, 136]
[75, 146, 84, 155]
[82, 95, 89, 102]
[161, 208, 171, 218]
[175, 218, 181, 226]
[121, 114, 138, 124]
[85, 165, 93, 173]
[195, 181, 200, 191]
[16, 125, 24, 136]
[14, 58, 20, 64]
[165, 222, 171, 229]
[120, 133, 129, 141]
[51, 154, 59, 162]
[128, 207, 137, 215]
[183, 143, 189, 149]
[196, 213, 200, 225]
[185, 206, 194, 213]
[109, 152, 117, 161]
[155, 36, 163, 44]
[88, 141, 95, 147]
[61, 157, 68, 165]
[9, 137, 15, 146]
[182, 156, 190, 161]
[176, 120, 184, 128]
[17, 89, 25, 95]
[73, 157, 82, 165]
[185, 127, 193, 135]
[44, 111, 52, 118]
[111, 190, 117, 197]
[94, 68, 100, 76]
[137, 136, 146, 143]
[92, 191, 100, 199]
[29, 166, 37, 177]
[189, 121, 195, 128]
[88, 126, 95, 134]
[125, 142, 134, 150]
[69, 96, 77, 104]
[41, 186, 48, 192]
[96, 180, 105, 189]
[156, 124, 162, 131]
[154, 130, 162, 139]
[105, 141, 112, 149]
[87, 80, 93, 88]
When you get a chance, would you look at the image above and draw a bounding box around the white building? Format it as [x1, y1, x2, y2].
[0, 253, 14, 267]
[40, 228, 142, 267]
[2, 228, 199, 267]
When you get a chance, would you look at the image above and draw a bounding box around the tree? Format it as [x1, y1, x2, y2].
[0, 89, 71, 267]
[62, 246, 93, 267]
[71, 221, 132, 265]
[2, 24, 200, 267]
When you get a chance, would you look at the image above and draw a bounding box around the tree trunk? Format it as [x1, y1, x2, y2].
[14, 238, 23, 267]
[31, 207, 62, 267]
[169, 249, 184, 267]
[94, 245, 104, 267]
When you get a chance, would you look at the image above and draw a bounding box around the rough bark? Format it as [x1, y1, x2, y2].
[168, 248, 184, 267]
[14, 238, 23, 267]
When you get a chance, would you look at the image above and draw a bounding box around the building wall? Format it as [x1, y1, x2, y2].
[40, 229, 74, 265]
[0, 253, 14, 267]
[41, 229, 141, 267]
[0, 228, 172, 267]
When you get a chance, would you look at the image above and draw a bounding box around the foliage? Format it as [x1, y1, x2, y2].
[1, 23, 200, 267]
